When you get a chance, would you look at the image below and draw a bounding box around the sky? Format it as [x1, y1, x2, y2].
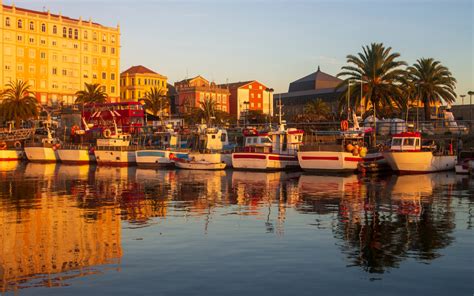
[6, 0, 474, 104]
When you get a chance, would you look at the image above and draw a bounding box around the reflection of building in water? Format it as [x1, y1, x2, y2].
[0, 193, 121, 292]
[232, 171, 301, 235]
[331, 173, 457, 274]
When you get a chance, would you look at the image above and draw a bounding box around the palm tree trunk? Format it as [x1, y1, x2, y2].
[423, 99, 431, 121]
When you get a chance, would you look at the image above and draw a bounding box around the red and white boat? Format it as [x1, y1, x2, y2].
[297, 130, 385, 173]
[383, 132, 456, 173]
[232, 123, 304, 170]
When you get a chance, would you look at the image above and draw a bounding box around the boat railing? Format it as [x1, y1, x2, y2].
[299, 143, 345, 152]
[95, 145, 139, 151]
[60, 143, 93, 150]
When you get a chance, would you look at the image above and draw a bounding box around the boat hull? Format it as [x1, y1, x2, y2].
[58, 149, 95, 164]
[175, 161, 226, 170]
[188, 152, 232, 167]
[232, 153, 299, 170]
[383, 151, 456, 173]
[0, 149, 24, 161]
[297, 151, 384, 173]
[94, 150, 136, 166]
[135, 150, 189, 168]
[24, 147, 58, 163]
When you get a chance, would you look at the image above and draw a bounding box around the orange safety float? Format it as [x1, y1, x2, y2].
[0, 141, 7, 150]
[340, 120, 349, 131]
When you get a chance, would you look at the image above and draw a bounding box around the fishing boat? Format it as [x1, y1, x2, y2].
[0, 126, 34, 161]
[382, 132, 456, 173]
[187, 125, 235, 167]
[24, 121, 61, 163]
[454, 151, 474, 174]
[135, 126, 189, 168]
[174, 158, 226, 170]
[94, 133, 137, 166]
[57, 123, 96, 164]
[297, 130, 385, 173]
[232, 122, 304, 170]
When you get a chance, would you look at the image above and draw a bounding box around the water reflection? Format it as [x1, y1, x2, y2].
[0, 163, 472, 293]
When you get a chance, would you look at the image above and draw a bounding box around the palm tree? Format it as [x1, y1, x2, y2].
[407, 58, 457, 121]
[303, 98, 330, 121]
[75, 83, 108, 105]
[143, 87, 169, 124]
[199, 97, 218, 125]
[336, 43, 407, 118]
[0, 80, 39, 128]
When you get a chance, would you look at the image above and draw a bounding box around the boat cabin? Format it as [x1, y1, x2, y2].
[97, 134, 131, 147]
[191, 125, 233, 151]
[390, 132, 421, 152]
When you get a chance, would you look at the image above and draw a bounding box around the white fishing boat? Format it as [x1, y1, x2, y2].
[174, 158, 226, 170]
[0, 146, 24, 161]
[232, 123, 303, 170]
[187, 125, 234, 167]
[24, 122, 61, 163]
[383, 132, 456, 173]
[454, 151, 474, 174]
[94, 134, 137, 166]
[135, 127, 189, 168]
[58, 144, 95, 164]
[297, 131, 385, 173]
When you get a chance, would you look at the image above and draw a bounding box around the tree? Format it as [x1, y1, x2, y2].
[0, 80, 39, 127]
[304, 98, 330, 121]
[75, 83, 108, 105]
[246, 110, 268, 124]
[143, 87, 169, 124]
[337, 43, 407, 118]
[407, 58, 457, 121]
[199, 97, 219, 125]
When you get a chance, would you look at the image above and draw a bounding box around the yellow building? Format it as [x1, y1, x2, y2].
[120, 65, 168, 100]
[0, 1, 120, 105]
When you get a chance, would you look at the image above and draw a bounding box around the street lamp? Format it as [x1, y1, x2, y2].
[468, 91, 474, 123]
[460, 94, 466, 105]
[243, 101, 250, 127]
[265, 87, 274, 126]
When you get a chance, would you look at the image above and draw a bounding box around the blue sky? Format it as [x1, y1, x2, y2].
[8, 0, 474, 103]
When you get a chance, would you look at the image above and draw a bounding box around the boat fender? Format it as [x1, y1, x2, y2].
[340, 120, 349, 131]
[89, 147, 95, 155]
[14, 141, 22, 149]
[0, 142, 7, 150]
[169, 153, 175, 160]
[103, 129, 112, 138]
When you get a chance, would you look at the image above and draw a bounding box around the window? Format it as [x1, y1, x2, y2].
[29, 49, 35, 58]
[63, 27, 67, 37]
[92, 58, 98, 65]
[53, 25, 57, 34]
[73, 43, 78, 49]
[62, 69, 67, 76]
[93, 32, 97, 40]
[102, 34, 106, 42]
[221, 133, 227, 142]
[29, 66, 35, 73]
[40, 39, 46, 45]
[18, 19, 23, 29]
[102, 46, 106, 53]
[92, 73, 97, 79]
[111, 47, 115, 54]
[17, 48, 24, 56]
[74, 29, 78, 39]
[83, 56, 89, 64]
[29, 37, 34, 44]
[17, 35, 22, 41]
[62, 56, 67, 62]
[4, 65, 11, 70]
[403, 138, 415, 146]
[111, 35, 115, 43]
[17, 64, 24, 71]
[29, 22, 34, 30]
[68, 28, 73, 38]
[84, 30, 88, 39]
[52, 40, 57, 46]
[52, 67, 57, 75]
[41, 23, 46, 32]
[111, 86, 115, 93]
[52, 54, 58, 61]
[102, 72, 106, 79]
[5, 17, 10, 27]
[111, 73, 115, 80]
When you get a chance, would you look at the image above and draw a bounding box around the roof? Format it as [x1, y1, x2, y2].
[288, 66, 342, 92]
[218, 80, 270, 90]
[176, 75, 209, 84]
[121, 65, 162, 76]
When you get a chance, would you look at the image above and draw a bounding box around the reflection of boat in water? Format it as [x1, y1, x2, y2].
[0, 160, 22, 172]
[23, 163, 57, 178]
[232, 170, 301, 186]
[298, 174, 359, 196]
[56, 164, 93, 179]
[94, 165, 135, 181]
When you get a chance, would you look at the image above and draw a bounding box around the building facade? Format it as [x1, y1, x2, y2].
[175, 75, 230, 114]
[0, 1, 120, 105]
[274, 67, 344, 119]
[120, 65, 168, 101]
[219, 80, 273, 119]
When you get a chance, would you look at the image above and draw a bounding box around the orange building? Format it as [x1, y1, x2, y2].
[219, 80, 273, 119]
[174, 75, 230, 114]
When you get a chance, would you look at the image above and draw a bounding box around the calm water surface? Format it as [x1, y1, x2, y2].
[0, 162, 472, 295]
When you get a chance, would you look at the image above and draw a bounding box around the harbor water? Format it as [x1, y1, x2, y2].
[0, 162, 472, 295]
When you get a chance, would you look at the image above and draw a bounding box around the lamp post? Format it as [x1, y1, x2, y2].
[243, 101, 250, 127]
[265, 87, 274, 127]
[460, 94, 466, 105]
[468, 91, 474, 123]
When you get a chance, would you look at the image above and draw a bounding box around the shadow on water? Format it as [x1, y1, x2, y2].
[0, 162, 472, 293]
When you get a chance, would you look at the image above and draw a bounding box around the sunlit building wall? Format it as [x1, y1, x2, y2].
[0, 1, 120, 105]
